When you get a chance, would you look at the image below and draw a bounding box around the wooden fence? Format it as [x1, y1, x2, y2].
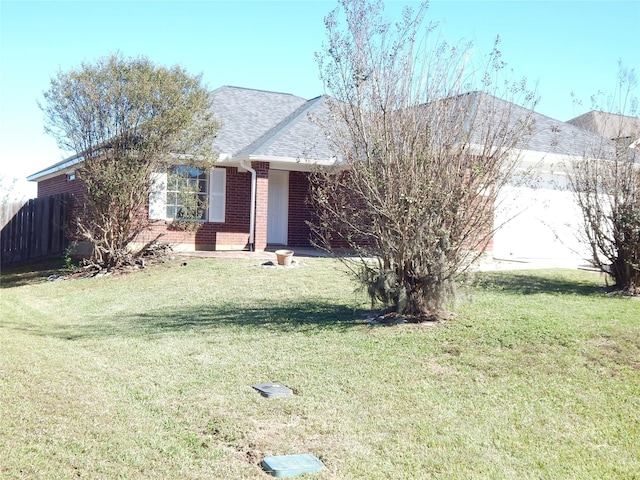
[1, 194, 70, 266]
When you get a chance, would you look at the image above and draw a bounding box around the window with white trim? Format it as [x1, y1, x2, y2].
[166, 165, 208, 220]
[148, 166, 226, 222]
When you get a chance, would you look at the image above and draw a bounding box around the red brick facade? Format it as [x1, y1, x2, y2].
[253, 162, 270, 251]
[137, 165, 256, 250]
[36, 163, 316, 252]
[38, 173, 86, 203]
[37, 174, 86, 238]
[33, 166, 493, 254]
[288, 171, 314, 246]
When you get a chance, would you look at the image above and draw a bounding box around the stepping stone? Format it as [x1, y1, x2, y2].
[261, 453, 324, 477]
[252, 382, 294, 398]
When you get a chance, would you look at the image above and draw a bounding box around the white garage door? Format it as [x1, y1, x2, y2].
[493, 184, 588, 261]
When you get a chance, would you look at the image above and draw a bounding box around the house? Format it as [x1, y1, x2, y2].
[495, 109, 640, 262]
[485, 98, 612, 262]
[566, 110, 640, 152]
[27, 85, 611, 261]
[28, 86, 335, 253]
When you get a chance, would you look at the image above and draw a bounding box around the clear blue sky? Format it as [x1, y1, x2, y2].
[1, 0, 639, 199]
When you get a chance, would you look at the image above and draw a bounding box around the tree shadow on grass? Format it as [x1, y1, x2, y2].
[0, 259, 66, 288]
[472, 270, 604, 296]
[14, 301, 366, 341]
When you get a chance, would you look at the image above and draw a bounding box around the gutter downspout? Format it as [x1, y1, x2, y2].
[240, 159, 257, 252]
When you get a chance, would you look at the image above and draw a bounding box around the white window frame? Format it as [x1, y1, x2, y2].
[149, 167, 227, 223]
[166, 165, 208, 221]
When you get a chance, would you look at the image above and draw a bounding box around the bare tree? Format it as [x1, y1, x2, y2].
[41, 53, 218, 269]
[568, 64, 640, 294]
[0, 174, 22, 205]
[310, 0, 537, 319]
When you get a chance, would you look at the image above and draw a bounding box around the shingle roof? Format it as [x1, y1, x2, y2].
[566, 110, 640, 140]
[29, 86, 620, 182]
[462, 91, 610, 157]
[236, 95, 334, 160]
[527, 108, 608, 157]
[210, 86, 309, 156]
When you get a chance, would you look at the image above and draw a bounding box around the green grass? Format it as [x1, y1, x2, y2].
[1, 258, 638, 479]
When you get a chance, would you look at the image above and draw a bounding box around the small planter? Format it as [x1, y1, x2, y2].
[275, 249, 294, 266]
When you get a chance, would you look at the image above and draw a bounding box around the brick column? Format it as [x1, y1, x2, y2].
[252, 161, 270, 251]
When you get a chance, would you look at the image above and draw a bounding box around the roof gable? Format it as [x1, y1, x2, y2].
[567, 110, 640, 140]
[211, 86, 308, 156]
[236, 95, 334, 160]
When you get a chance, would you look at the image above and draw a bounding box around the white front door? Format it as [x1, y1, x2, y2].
[267, 170, 289, 245]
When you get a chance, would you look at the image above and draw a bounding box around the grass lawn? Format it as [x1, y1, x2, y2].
[1, 257, 638, 479]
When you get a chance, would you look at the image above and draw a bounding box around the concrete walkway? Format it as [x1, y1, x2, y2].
[175, 247, 331, 261]
[176, 247, 590, 271]
[475, 256, 590, 271]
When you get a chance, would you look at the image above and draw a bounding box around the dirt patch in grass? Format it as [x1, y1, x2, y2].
[582, 333, 640, 372]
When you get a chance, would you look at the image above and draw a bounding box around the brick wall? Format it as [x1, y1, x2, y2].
[253, 161, 270, 251]
[137, 166, 253, 250]
[38, 174, 85, 203]
[37, 174, 86, 242]
[288, 171, 314, 247]
[36, 165, 323, 252]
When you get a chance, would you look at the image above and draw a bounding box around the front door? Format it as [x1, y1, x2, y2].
[267, 170, 289, 245]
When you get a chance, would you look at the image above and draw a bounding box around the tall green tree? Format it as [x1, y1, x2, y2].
[311, 0, 537, 319]
[41, 53, 218, 268]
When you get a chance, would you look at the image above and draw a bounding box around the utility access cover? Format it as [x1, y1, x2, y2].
[252, 382, 294, 398]
[261, 453, 324, 477]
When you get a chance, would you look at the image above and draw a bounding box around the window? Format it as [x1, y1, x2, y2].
[148, 167, 226, 222]
[166, 165, 208, 220]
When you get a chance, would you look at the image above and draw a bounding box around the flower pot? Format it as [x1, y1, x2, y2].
[275, 249, 294, 266]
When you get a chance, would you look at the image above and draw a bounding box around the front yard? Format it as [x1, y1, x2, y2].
[1, 258, 638, 478]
